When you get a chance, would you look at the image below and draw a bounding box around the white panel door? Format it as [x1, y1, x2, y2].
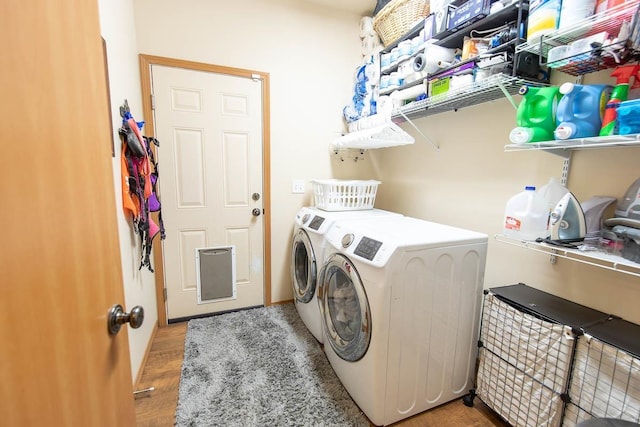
[152, 65, 264, 320]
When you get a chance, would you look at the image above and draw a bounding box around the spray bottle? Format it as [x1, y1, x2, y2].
[510, 85, 562, 144]
[627, 66, 640, 100]
[599, 64, 638, 136]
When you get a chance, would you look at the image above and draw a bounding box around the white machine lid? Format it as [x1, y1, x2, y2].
[325, 216, 488, 268]
[295, 206, 402, 235]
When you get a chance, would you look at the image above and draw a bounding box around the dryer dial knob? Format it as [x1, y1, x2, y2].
[341, 233, 354, 248]
[302, 213, 310, 223]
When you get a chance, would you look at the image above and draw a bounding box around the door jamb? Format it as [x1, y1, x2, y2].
[138, 54, 272, 326]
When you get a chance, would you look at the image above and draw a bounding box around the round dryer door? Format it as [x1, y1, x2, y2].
[291, 228, 317, 303]
[318, 253, 371, 362]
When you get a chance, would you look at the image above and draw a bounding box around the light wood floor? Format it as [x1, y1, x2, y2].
[134, 322, 510, 427]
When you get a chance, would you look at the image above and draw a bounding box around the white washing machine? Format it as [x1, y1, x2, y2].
[291, 206, 401, 343]
[318, 216, 488, 426]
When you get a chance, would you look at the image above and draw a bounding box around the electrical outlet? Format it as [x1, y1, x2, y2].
[292, 179, 305, 194]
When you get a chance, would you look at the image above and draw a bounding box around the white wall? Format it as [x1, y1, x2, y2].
[98, 0, 158, 384]
[133, 0, 375, 303]
[370, 69, 640, 324]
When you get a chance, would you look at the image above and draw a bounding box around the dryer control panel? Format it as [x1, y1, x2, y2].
[325, 221, 395, 268]
[308, 215, 325, 230]
[354, 237, 383, 261]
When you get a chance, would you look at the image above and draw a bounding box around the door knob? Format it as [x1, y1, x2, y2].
[108, 304, 144, 335]
[252, 208, 261, 217]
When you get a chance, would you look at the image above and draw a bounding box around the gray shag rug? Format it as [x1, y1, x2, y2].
[175, 303, 370, 427]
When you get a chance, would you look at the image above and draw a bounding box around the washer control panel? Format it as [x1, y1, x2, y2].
[308, 215, 325, 230]
[353, 236, 383, 261]
[324, 220, 395, 267]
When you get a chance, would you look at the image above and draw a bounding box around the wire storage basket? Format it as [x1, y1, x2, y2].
[312, 179, 380, 211]
[373, 0, 430, 47]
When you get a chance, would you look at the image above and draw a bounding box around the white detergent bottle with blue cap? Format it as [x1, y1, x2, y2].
[503, 186, 550, 241]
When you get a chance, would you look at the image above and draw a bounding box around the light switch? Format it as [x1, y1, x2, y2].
[292, 179, 305, 194]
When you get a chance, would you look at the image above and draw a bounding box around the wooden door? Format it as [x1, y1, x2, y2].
[152, 65, 265, 320]
[0, 0, 136, 425]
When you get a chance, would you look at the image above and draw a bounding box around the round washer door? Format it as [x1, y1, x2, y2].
[291, 228, 317, 303]
[318, 253, 371, 362]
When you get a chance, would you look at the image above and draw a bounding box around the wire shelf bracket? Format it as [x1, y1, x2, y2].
[396, 110, 439, 151]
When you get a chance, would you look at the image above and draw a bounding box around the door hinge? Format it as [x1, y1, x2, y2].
[163, 287, 167, 301]
[151, 94, 155, 110]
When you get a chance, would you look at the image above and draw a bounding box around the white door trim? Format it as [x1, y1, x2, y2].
[139, 54, 272, 326]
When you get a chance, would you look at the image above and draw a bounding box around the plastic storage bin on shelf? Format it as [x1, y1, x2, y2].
[312, 179, 380, 211]
[617, 99, 640, 135]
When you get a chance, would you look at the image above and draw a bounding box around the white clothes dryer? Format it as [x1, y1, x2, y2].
[318, 216, 488, 426]
[291, 206, 401, 343]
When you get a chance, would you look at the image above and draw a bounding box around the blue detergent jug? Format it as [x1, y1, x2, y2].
[554, 83, 612, 140]
[617, 99, 640, 135]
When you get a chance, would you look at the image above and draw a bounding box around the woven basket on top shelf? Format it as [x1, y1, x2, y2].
[373, 0, 430, 47]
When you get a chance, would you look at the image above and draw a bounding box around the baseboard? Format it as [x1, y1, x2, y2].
[166, 300, 295, 324]
[270, 299, 293, 306]
[168, 305, 264, 324]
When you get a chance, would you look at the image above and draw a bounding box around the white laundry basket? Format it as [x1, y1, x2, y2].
[312, 179, 380, 211]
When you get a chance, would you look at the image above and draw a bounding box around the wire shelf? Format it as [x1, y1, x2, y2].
[515, 0, 640, 76]
[504, 134, 640, 157]
[494, 234, 640, 278]
[516, 0, 640, 58]
[546, 40, 634, 76]
[391, 74, 545, 121]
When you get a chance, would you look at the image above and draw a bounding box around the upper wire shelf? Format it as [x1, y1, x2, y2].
[515, 0, 640, 76]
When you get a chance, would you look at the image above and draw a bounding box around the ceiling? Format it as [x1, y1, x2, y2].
[302, 0, 376, 16]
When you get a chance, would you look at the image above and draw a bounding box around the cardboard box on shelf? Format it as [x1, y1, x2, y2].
[431, 0, 455, 36]
[429, 77, 451, 96]
[447, 0, 491, 31]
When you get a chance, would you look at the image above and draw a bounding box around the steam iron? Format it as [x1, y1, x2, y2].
[603, 177, 640, 230]
[549, 192, 587, 242]
[581, 195, 617, 246]
[615, 177, 640, 220]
